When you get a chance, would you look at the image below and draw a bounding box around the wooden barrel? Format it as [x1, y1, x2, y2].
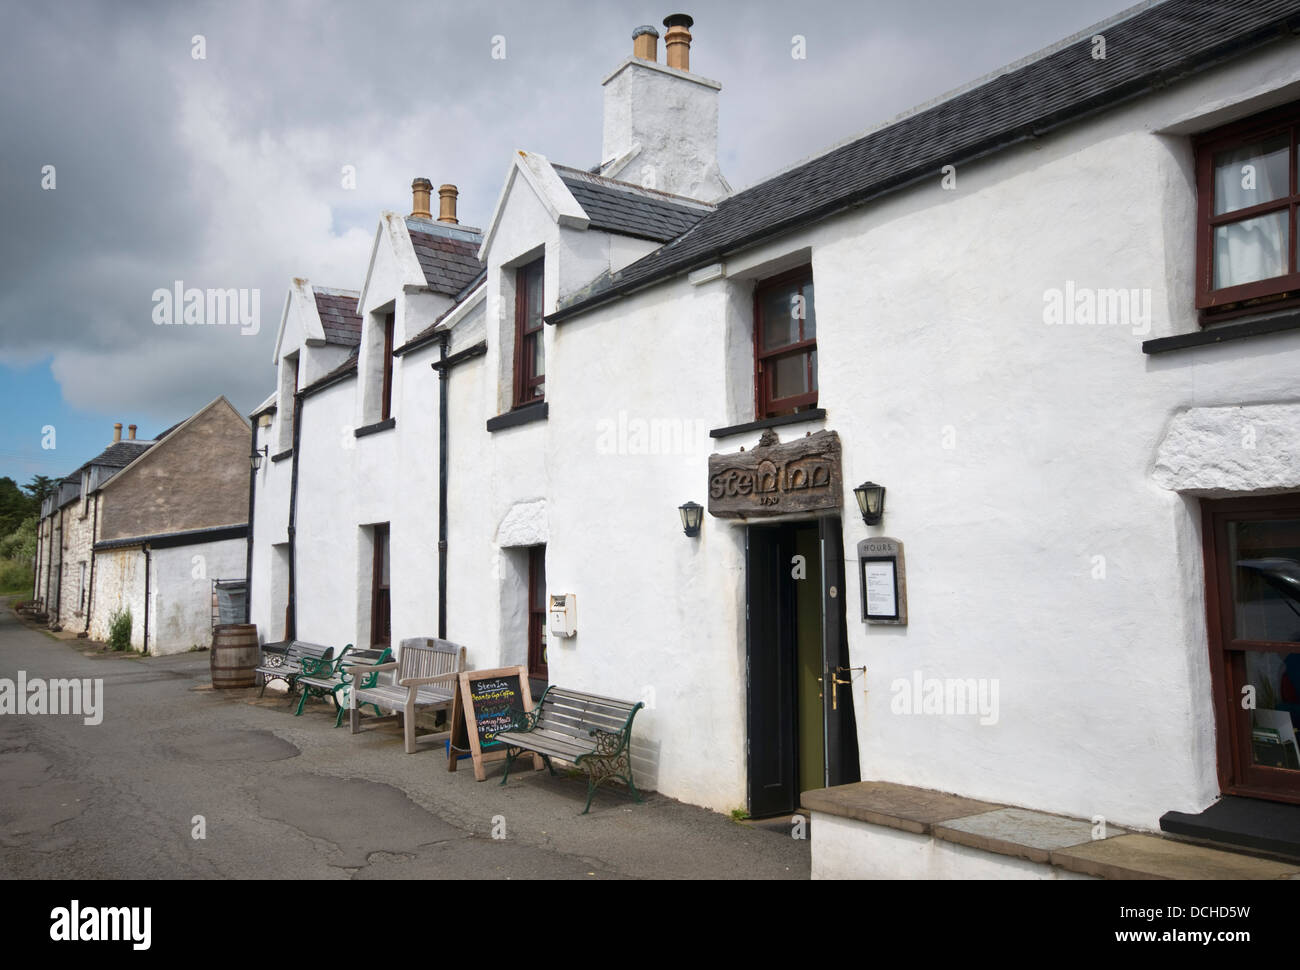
[211, 624, 259, 688]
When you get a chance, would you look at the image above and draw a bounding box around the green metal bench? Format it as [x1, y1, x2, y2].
[496, 687, 645, 814]
[293, 644, 365, 722]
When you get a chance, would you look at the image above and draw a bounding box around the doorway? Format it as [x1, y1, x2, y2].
[746, 516, 860, 817]
[1202, 495, 1300, 804]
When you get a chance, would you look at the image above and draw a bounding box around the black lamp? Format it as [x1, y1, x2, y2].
[250, 446, 268, 470]
[853, 481, 885, 526]
[678, 501, 703, 538]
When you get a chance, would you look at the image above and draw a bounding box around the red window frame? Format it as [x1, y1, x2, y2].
[754, 265, 818, 419]
[380, 312, 395, 421]
[1195, 101, 1300, 322]
[527, 545, 547, 680]
[513, 259, 545, 408]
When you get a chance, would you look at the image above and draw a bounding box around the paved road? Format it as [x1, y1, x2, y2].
[0, 602, 809, 879]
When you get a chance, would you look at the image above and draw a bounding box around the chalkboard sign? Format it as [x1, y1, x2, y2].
[447, 666, 541, 781]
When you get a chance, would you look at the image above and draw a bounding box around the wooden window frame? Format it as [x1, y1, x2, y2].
[1201, 493, 1300, 805]
[1195, 101, 1300, 322]
[527, 545, 548, 680]
[380, 312, 395, 421]
[370, 523, 391, 649]
[754, 265, 818, 419]
[512, 259, 545, 409]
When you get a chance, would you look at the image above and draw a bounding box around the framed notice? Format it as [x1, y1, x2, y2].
[858, 537, 907, 625]
[447, 666, 542, 781]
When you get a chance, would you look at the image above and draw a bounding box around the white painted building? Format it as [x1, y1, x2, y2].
[250, 3, 1300, 873]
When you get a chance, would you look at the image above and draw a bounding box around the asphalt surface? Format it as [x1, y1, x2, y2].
[0, 601, 809, 879]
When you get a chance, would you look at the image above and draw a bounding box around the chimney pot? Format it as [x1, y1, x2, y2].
[632, 25, 659, 61]
[410, 178, 433, 220]
[437, 184, 459, 224]
[113, 423, 122, 443]
[128, 424, 137, 441]
[663, 13, 694, 71]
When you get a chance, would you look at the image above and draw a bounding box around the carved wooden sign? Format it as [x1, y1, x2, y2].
[708, 429, 842, 518]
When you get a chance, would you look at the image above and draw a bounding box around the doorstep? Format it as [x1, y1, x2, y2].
[802, 781, 1300, 880]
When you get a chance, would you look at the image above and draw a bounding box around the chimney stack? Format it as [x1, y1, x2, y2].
[438, 184, 459, 224]
[600, 13, 728, 202]
[632, 25, 659, 61]
[113, 423, 122, 443]
[410, 178, 433, 220]
[128, 424, 137, 441]
[663, 14, 693, 72]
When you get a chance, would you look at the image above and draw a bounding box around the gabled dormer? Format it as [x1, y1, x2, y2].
[354, 180, 483, 431]
[271, 279, 362, 452]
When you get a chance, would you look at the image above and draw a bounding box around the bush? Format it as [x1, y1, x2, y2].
[108, 607, 132, 652]
[0, 515, 37, 562]
[0, 558, 32, 595]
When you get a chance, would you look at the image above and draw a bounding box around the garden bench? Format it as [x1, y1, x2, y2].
[349, 638, 466, 753]
[294, 645, 399, 726]
[496, 687, 645, 814]
[255, 640, 335, 698]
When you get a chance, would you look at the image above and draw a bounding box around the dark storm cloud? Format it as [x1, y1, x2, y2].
[0, 0, 1135, 423]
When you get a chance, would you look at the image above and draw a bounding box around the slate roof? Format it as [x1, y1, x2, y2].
[83, 441, 152, 470]
[405, 219, 485, 297]
[551, 0, 1300, 322]
[553, 164, 714, 243]
[313, 287, 362, 347]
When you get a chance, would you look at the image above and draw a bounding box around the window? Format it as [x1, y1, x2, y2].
[1196, 102, 1300, 318]
[527, 545, 548, 679]
[370, 524, 391, 648]
[513, 259, 545, 407]
[380, 311, 395, 421]
[754, 266, 817, 418]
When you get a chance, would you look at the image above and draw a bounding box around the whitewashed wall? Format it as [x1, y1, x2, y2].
[150, 538, 247, 655]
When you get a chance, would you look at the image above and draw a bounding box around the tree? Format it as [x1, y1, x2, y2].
[23, 475, 57, 503]
[0, 477, 38, 538]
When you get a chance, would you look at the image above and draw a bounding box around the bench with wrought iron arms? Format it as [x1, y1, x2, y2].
[294, 644, 373, 721]
[254, 640, 335, 697]
[349, 638, 466, 753]
[496, 687, 645, 814]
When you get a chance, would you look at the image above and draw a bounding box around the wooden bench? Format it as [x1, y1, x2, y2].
[255, 640, 335, 698]
[496, 687, 645, 814]
[349, 638, 466, 753]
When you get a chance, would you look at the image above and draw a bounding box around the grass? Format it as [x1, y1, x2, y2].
[729, 807, 750, 822]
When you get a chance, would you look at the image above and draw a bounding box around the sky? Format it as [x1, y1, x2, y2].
[0, 0, 1138, 488]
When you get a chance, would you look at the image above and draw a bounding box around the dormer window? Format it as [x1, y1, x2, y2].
[754, 266, 817, 419]
[380, 311, 395, 421]
[513, 258, 545, 407]
[278, 351, 299, 452]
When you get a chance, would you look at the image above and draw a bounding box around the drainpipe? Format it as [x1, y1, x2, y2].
[437, 334, 449, 639]
[83, 493, 98, 635]
[142, 542, 151, 655]
[287, 392, 302, 641]
[244, 421, 257, 624]
[431, 336, 487, 640]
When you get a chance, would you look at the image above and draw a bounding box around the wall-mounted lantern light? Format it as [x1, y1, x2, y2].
[250, 446, 268, 470]
[853, 481, 885, 526]
[678, 501, 703, 538]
